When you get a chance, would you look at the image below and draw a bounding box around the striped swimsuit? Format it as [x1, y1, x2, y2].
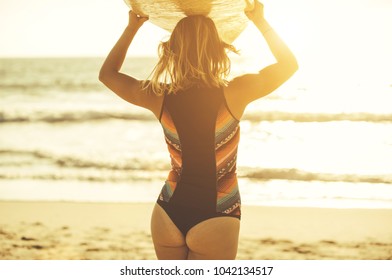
[157, 85, 241, 236]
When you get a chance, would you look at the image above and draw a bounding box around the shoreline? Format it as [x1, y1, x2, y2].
[1, 200, 392, 259]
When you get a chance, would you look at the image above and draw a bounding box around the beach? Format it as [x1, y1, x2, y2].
[1, 201, 391, 260]
[1, 58, 392, 260]
[1, 0, 392, 267]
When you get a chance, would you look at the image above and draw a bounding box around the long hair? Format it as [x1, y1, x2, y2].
[145, 15, 238, 95]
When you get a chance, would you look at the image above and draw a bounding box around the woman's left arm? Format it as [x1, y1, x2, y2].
[99, 11, 162, 116]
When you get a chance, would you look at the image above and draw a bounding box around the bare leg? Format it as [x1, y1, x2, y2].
[150, 203, 188, 259]
[186, 217, 240, 260]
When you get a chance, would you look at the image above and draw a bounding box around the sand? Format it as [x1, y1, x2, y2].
[1, 201, 392, 260]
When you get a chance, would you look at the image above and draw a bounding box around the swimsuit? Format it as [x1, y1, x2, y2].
[157, 85, 241, 236]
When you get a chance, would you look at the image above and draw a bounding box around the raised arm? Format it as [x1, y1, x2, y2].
[99, 11, 162, 118]
[225, 1, 298, 119]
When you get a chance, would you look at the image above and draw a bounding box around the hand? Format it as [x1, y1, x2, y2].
[128, 10, 149, 29]
[245, 1, 264, 23]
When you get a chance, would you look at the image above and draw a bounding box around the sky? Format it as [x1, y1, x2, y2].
[0, 0, 391, 86]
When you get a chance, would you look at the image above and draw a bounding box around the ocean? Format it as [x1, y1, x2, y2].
[1, 57, 391, 209]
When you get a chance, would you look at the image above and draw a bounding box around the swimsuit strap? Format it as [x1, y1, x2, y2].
[158, 90, 167, 122]
[221, 87, 240, 122]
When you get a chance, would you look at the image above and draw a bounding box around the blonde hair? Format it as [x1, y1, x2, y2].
[145, 15, 238, 95]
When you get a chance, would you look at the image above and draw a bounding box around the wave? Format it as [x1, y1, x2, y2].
[2, 110, 392, 123]
[244, 112, 392, 122]
[241, 168, 392, 184]
[0, 149, 169, 171]
[0, 83, 103, 93]
[0, 173, 159, 183]
[0, 111, 153, 123]
[1, 149, 391, 184]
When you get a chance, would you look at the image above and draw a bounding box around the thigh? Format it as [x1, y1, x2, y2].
[150, 203, 188, 260]
[186, 217, 240, 260]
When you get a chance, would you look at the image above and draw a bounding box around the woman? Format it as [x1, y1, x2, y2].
[99, 1, 297, 260]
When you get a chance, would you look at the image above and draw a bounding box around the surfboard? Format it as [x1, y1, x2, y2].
[123, 0, 254, 43]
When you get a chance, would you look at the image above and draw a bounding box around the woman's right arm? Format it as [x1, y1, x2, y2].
[226, 1, 298, 119]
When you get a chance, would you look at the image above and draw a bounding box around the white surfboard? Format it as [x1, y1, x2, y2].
[123, 0, 254, 43]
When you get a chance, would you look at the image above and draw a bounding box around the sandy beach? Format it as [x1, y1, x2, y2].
[1, 201, 391, 260]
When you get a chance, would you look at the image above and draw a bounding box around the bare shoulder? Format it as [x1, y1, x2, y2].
[140, 87, 165, 120]
[225, 61, 298, 119]
[100, 72, 164, 119]
[224, 75, 253, 121]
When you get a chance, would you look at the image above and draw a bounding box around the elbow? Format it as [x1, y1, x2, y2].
[277, 56, 299, 77]
[98, 68, 113, 85]
[286, 60, 299, 79]
[293, 60, 299, 72]
[98, 69, 107, 83]
[288, 57, 299, 74]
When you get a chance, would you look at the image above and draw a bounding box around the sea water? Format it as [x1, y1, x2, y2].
[1, 57, 391, 209]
